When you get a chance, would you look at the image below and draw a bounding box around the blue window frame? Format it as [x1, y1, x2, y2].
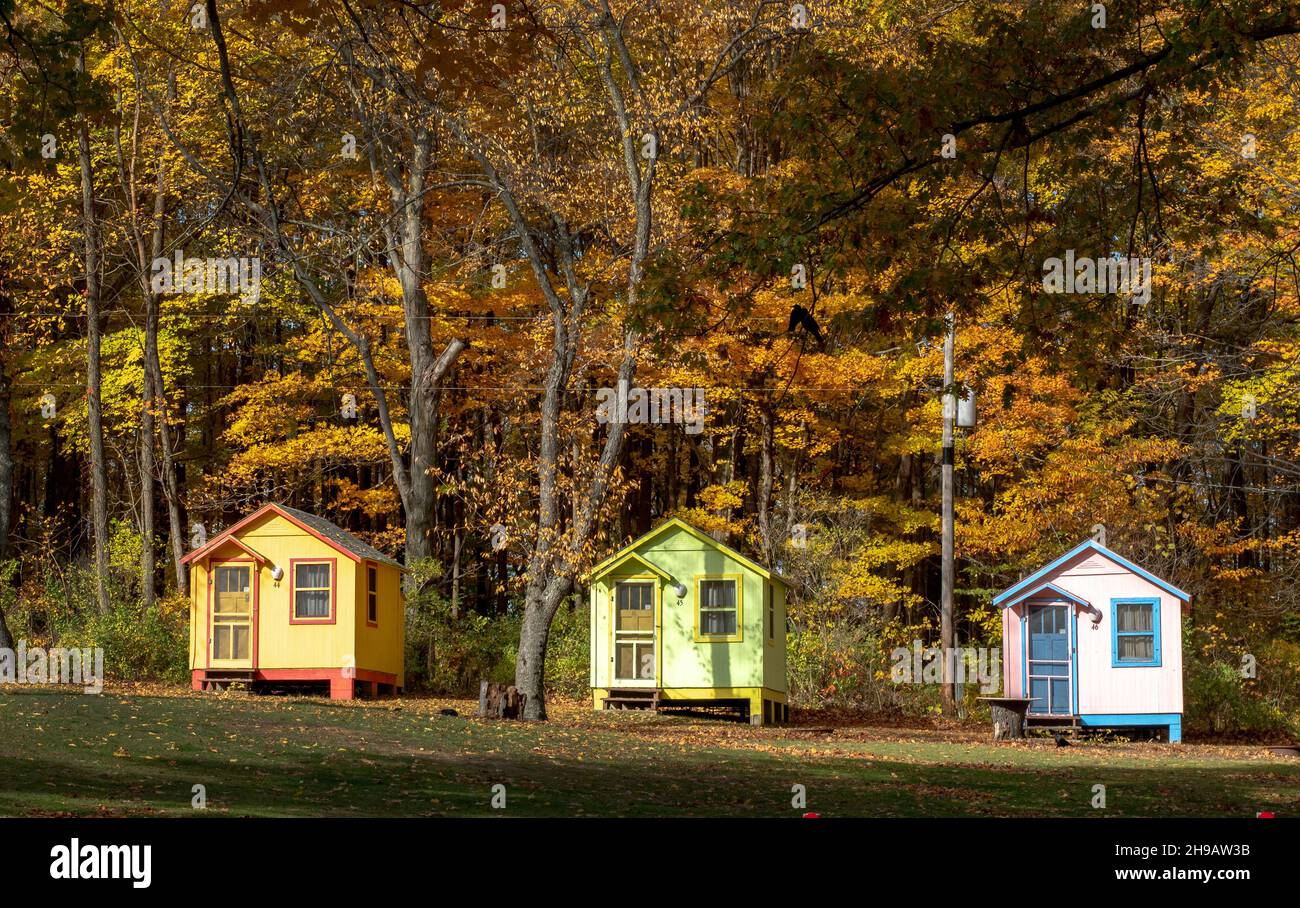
[1111, 597, 1161, 667]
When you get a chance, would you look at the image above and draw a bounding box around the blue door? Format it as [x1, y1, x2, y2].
[1027, 604, 1071, 715]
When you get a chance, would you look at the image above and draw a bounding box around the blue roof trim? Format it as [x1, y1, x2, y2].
[997, 581, 1091, 610]
[992, 539, 1190, 605]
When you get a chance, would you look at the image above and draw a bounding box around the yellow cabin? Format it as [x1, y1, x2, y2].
[183, 503, 405, 699]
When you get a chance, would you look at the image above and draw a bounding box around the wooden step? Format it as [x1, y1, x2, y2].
[603, 689, 661, 710]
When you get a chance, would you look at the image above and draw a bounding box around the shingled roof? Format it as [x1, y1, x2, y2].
[180, 503, 403, 569]
[275, 505, 404, 568]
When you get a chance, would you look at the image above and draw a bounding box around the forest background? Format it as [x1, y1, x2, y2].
[2, 0, 1298, 733]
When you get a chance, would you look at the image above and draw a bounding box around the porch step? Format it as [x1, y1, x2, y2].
[603, 688, 661, 710]
[200, 669, 255, 691]
[1026, 715, 1079, 728]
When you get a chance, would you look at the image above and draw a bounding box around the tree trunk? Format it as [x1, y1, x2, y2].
[756, 404, 775, 565]
[515, 576, 574, 720]
[202, 9, 465, 592]
[499, 8, 657, 716]
[478, 681, 527, 719]
[380, 129, 466, 581]
[404, 377, 439, 565]
[140, 383, 155, 610]
[77, 53, 111, 614]
[0, 325, 14, 649]
[991, 701, 1027, 740]
[450, 527, 462, 619]
[139, 217, 159, 610]
[131, 76, 181, 604]
[151, 338, 187, 595]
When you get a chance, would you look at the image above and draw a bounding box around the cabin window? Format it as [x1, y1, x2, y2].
[293, 561, 333, 620]
[614, 582, 655, 681]
[766, 583, 775, 642]
[366, 565, 378, 625]
[1112, 598, 1160, 666]
[696, 577, 741, 641]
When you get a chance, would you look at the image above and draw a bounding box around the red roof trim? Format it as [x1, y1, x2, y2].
[180, 503, 364, 566]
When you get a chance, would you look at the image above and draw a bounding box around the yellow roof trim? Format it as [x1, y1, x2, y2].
[587, 517, 791, 587]
[593, 550, 675, 582]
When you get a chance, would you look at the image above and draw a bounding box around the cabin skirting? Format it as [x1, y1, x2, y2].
[592, 686, 788, 725]
[1078, 712, 1182, 743]
[191, 668, 400, 700]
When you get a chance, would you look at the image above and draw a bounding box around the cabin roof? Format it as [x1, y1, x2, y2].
[995, 580, 1091, 611]
[992, 539, 1190, 607]
[180, 503, 404, 569]
[595, 550, 676, 581]
[587, 516, 791, 586]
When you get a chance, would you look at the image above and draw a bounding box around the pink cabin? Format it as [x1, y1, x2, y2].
[993, 539, 1191, 742]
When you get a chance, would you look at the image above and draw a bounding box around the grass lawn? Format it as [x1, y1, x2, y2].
[1, 684, 1296, 817]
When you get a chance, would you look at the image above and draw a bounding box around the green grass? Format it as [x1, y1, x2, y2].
[1, 687, 1296, 817]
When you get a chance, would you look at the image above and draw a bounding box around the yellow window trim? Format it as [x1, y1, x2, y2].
[694, 573, 743, 643]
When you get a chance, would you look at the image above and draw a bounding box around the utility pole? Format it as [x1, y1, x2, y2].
[940, 312, 956, 716]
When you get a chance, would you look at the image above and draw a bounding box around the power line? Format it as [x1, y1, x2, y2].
[2, 309, 811, 323]
[8, 381, 898, 393]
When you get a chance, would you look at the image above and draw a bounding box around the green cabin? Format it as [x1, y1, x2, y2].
[587, 518, 790, 725]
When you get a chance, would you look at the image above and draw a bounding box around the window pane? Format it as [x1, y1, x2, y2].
[636, 643, 654, 680]
[1117, 602, 1153, 632]
[216, 567, 250, 594]
[617, 583, 653, 611]
[1029, 677, 1048, 714]
[296, 562, 331, 590]
[1118, 634, 1154, 661]
[1037, 607, 1066, 634]
[1051, 678, 1070, 712]
[213, 625, 230, 660]
[700, 580, 735, 609]
[295, 589, 330, 618]
[232, 625, 249, 659]
[367, 565, 378, 622]
[616, 584, 653, 631]
[701, 609, 736, 636]
[615, 643, 635, 679]
[617, 608, 653, 632]
[214, 591, 250, 616]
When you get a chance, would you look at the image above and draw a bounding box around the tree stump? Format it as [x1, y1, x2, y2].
[990, 701, 1026, 740]
[478, 681, 526, 719]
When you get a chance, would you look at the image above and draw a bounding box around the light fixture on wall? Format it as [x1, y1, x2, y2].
[671, 582, 687, 598]
[270, 565, 284, 582]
